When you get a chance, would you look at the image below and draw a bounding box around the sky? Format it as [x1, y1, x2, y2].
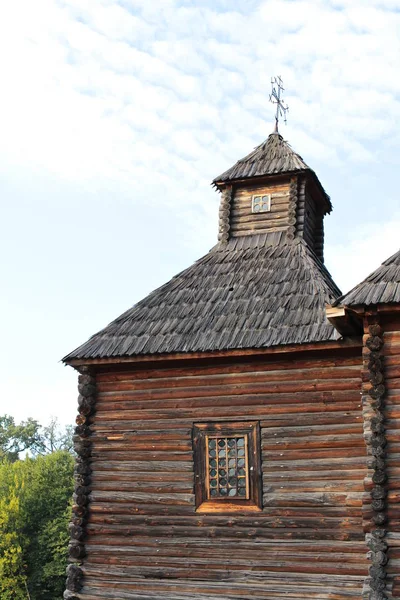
[1, 0, 400, 427]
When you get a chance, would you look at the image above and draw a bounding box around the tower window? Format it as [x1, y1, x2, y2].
[193, 421, 262, 512]
[252, 194, 271, 213]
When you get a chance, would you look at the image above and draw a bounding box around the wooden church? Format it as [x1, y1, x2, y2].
[63, 117, 400, 599]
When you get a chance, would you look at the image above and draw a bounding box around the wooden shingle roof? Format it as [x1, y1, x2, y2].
[213, 133, 332, 211]
[63, 235, 341, 362]
[337, 248, 400, 307]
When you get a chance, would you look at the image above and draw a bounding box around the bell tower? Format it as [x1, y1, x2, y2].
[213, 78, 331, 262]
[213, 133, 331, 262]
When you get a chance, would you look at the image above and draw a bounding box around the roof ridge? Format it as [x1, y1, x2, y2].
[232, 133, 308, 168]
[382, 248, 400, 267]
[296, 239, 341, 299]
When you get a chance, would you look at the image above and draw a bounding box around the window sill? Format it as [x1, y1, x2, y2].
[196, 502, 262, 514]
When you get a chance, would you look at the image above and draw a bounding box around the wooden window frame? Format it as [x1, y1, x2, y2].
[193, 421, 262, 513]
[251, 194, 271, 213]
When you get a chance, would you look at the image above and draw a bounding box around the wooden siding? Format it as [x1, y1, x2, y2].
[229, 181, 291, 238]
[383, 315, 400, 597]
[76, 350, 368, 599]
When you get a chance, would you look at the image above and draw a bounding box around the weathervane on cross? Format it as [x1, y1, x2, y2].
[269, 76, 289, 133]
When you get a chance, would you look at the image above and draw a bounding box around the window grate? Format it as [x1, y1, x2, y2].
[206, 435, 249, 499]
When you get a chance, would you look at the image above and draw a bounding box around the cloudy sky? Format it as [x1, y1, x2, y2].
[1, 0, 399, 427]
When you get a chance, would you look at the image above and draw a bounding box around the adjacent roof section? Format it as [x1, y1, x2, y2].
[213, 132, 331, 210]
[63, 236, 341, 363]
[337, 248, 400, 307]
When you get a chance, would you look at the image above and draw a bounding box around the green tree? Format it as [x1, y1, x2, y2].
[0, 415, 73, 461]
[23, 451, 74, 599]
[0, 415, 43, 462]
[0, 460, 29, 599]
[0, 448, 74, 599]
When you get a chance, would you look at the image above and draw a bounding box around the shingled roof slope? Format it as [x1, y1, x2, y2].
[214, 133, 308, 182]
[213, 132, 331, 210]
[64, 236, 341, 362]
[337, 248, 400, 307]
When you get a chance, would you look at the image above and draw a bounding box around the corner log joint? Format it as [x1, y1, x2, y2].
[64, 366, 96, 599]
[362, 319, 389, 600]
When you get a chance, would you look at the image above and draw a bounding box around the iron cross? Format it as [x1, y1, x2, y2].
[269, 76, 289, 133]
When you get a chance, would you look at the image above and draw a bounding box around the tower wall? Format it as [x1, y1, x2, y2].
[229, 178, 291, 238]
[296, 180, 325, 262]
[218, 174, 326, 264]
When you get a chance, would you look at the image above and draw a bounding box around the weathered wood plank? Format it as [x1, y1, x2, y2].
[76, 350, 367, 599]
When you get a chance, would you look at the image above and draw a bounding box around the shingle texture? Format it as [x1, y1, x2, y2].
[213, 132, 331, 210]
[337, 248, 400, 307]
[64, 235, 341, 362]
[214, 133, 309, 183]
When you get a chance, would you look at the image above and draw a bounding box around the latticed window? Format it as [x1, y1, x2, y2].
[252, 194, 271, 213]
[193, 422, 262, 512]
[207, 435, 248, 499]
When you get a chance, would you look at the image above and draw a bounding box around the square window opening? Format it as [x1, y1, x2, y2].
[252, 194, 271, 214]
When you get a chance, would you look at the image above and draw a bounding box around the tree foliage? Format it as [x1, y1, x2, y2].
[0, 416, 75, 599]
[0, 415, 73, 461]
[0, 416, 43, 462]
[23, 452, 74, 599]
[0, 465, 27, 600]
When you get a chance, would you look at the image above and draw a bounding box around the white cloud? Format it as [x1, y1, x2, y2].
[326, 214, 400, 294]
[2, 0, 400, 187]
[0, 0, 399, 425]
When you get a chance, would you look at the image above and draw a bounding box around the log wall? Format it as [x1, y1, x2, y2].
[229, 180, 291, 238]
[296, 183, 324, 262]
[382, 313, 400, 598]
[72, 348, 369, 600]
[358, 310, 400, 600]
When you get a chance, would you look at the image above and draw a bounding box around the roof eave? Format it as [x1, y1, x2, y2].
[212, 168, 308, 191]
[213, 168, 332, 213]
[63, 337, 362, 369]
[335, 302, 400, 313]
[326, 305, 363, 336]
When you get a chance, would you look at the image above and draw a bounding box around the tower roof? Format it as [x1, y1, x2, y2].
[337, 248, 400, 307]
[213, 133, 331, 211]
[63, 236, 341, 363]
